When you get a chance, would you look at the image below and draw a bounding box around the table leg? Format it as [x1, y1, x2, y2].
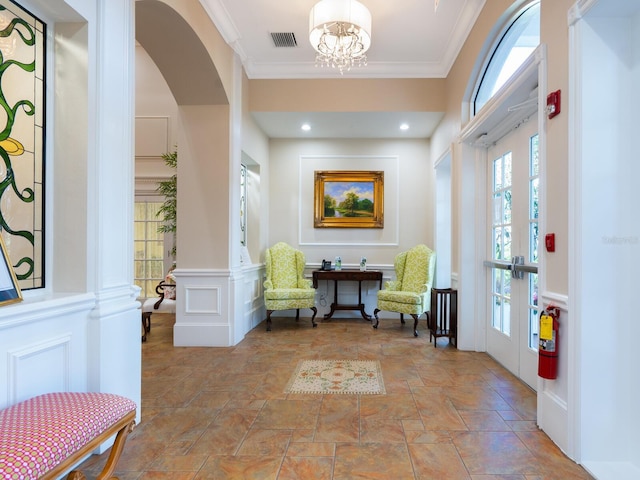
[357, 280, 372, 321]
[324, 279, 339, 319]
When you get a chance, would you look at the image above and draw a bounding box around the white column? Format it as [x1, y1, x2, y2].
[86, 0, 141, 417]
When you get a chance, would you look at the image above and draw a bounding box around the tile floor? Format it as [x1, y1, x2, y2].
[80, 313, 594, 479]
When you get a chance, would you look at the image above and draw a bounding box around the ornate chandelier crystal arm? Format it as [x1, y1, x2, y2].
[309, 0, 372, 74]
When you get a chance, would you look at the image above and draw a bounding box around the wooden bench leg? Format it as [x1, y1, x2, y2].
[95, 417, 136, 480]
[67, 416, 135, 480]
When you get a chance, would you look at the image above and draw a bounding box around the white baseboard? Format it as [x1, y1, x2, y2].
[173, 323, 232, 347]
[582, 461, 640, 480]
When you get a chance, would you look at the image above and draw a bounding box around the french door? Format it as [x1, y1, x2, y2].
[485, 119, 539, 390]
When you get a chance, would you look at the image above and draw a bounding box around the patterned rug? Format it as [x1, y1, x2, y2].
[285, 360, 386, 395]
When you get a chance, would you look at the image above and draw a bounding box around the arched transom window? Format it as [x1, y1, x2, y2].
[473, 1, 540, 115]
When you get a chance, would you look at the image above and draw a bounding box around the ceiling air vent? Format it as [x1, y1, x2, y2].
[271, 32, 297, 48]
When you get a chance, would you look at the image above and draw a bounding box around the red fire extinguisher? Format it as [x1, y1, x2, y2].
[538, 306, 560, 379]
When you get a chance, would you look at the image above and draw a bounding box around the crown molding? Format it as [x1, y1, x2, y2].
[244, 60, 449, 80]
[199, 0, 486, 80]
[440, 0, 486, 76]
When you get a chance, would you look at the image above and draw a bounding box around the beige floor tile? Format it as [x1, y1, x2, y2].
[458, 410, 513, 431]
[360, 417, 406, 443]
[194, 455, 282, 480]
[315, 396, 360, 443]
[253, 399, 321, 430]
[469, 476, 526, 479]
[237, 429, 292, 456]
[333, 443, 415, 479]
[147, 453, 209, 471]
[139, 472, 196, 480]
[360, 392, 419, 420]
[452, 431, 541, 476]
[278, 457, 334, 480]
[76, 313, 592, 480]
[515, 431, 594, 479]
[286, 442, 336, 457]
[408, 443, 471, 479]
[416, 396, 469, 431]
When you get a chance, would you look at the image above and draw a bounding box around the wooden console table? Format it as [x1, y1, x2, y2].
[312, 269, 383, 321]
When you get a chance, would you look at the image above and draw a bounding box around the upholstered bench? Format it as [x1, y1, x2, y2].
[0, 392, 136, 480]
[140, 281, 176, 341]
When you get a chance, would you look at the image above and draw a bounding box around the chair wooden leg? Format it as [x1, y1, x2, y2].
[295, 309, 300, 321]
[310, 307, 318, 328]
[141, 312, 151, 342]
[372, 308, 381, 329]
[411, 314, 420, 337]
[400, 313, 405, 324]
[266, 310, 273, 331]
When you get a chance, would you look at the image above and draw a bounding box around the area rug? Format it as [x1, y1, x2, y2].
[284, 360, 386, 395]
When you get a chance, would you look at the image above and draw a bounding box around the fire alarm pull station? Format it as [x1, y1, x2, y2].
[545, 233, 555, 252]
[546, 90, 561, 119]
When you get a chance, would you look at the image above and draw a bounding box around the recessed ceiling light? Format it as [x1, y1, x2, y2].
[301, 123, 311, 131]
[400, 123, 410, 131]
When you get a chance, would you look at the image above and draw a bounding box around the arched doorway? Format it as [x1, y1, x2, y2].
[135, 0, 244, 346]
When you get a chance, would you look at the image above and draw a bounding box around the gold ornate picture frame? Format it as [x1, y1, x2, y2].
[0, 234, 23, 306]
[314, 170, 384, 228]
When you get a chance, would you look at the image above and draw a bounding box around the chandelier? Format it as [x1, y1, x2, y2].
[309, 0, 372, 74]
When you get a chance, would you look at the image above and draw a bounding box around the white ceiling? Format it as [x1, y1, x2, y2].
[251, 111, 445, 139]
[198, 0, 487, 138]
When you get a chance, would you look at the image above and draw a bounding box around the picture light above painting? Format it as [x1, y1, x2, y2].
[314, 170, 384, 229]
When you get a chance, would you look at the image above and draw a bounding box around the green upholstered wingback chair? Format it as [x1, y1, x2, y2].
[373, 244, 436, 337]
[263, 242, 318, 331]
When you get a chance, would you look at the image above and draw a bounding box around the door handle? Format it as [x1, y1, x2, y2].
[484, 257, 538, 279]
[483, 260, 512, 270]
[511, 256, 525, 279]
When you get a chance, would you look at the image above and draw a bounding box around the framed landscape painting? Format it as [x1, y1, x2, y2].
[314, 170, 384, 228]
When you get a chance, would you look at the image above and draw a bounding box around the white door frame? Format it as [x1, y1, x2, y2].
[485, 119, 539, 390]
[434, 150, 453, 289]
[457, 46, 548, 358]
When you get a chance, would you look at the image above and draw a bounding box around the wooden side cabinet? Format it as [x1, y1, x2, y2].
[429, 288, 457, 348]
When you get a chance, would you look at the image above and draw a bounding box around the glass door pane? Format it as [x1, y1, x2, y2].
[134, 200, 166, 298]
[486, 119, 539, 389]
[491, 152, 512, 336]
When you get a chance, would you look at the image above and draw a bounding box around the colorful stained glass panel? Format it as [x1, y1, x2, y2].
[0, 0, 45, 289]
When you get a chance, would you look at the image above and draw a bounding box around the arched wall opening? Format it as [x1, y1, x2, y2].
[134, 0, 249, 347]
[135, 0, 232, 270]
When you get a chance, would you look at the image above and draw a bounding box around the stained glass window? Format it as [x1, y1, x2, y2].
[0, 0, 45, 289]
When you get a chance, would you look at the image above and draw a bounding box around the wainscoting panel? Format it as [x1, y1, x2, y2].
[174, 269, 233, 346]
[185, 285, 221, 315]
[0, 294, 101, 410]
[8, 334, 71, 404]
[537, 292, 569, 456]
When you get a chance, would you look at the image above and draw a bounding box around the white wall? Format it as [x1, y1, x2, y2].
[434, 152, 453, 288]
[265, 138, 434, 321]
[135, 44, 179, 194]
[572, 3, 640, 477]
[0, 0, 141, 432]
[632, 13, 640, 466]
[268, 138, 434, 266]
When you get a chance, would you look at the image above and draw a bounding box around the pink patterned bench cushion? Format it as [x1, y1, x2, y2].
[0, 392, 136, 480]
